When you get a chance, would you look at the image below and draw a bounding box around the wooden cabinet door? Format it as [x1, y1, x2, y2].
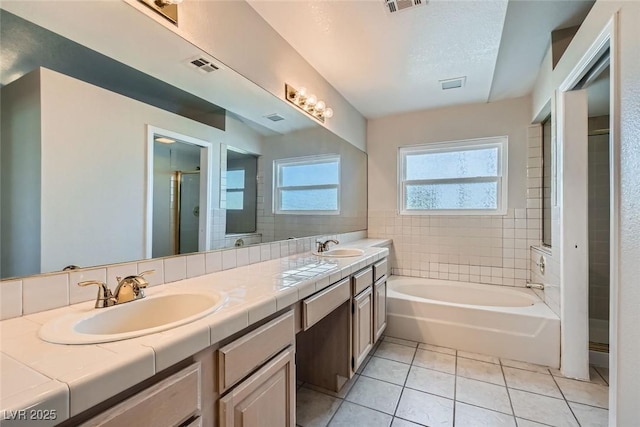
[374, 278, 387, 342]
[219, 347, 295, 427]
[352, 287, 373, 370]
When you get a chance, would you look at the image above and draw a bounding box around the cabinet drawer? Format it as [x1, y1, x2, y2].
[303, 278, 350, 331]
[81, 363, 201, 427]
[352, 267, 373, 295]
[218, 310, 295, 392]
[373, 259, 388, 282]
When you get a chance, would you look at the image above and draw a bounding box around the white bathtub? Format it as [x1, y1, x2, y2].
[386, 276, 560, 367]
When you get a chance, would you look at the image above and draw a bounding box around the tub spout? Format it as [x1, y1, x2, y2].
[526, 282, 545, 290]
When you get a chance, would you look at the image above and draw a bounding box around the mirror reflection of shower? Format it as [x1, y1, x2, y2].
[174, 170, 200, 254]
[152, 135, 204, 257]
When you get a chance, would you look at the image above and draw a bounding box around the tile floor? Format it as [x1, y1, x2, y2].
[296, 336, 609, 427]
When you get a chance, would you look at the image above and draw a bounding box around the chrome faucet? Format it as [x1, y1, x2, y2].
[78, 270, 154, 308]
[316, 239, 339, 253]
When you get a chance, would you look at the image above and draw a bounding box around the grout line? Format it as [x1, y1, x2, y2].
[453, 349, 458, 425]
[499, 358, 518, 424]
[515, 416, 556, 427]
[549, 371, 582, 426]
[592, 365, 609, 386]
[391, 341, 418, 419]
[455, 400, 515, 418]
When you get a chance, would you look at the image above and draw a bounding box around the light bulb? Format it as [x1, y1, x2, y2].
[315, 100, 326, 112]
[307, 94, 317, 106]
[297, 87, 307, 99]
[323, 107, 334, 118]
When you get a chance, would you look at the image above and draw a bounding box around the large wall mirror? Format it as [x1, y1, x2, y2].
[0, 2, 367, 279]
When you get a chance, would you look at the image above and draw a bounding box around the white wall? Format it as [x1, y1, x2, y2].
[530, 1, 640, 422]
[38, 68, 225, 272]
[0, 70, 42, 278]
[225, 114, 264, 156]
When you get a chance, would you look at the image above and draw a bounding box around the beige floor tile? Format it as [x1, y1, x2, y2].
[593, 366, 609, 385]
[383, 336, 418, 348]
[405, 365, 455, 399]
[454, 402, 517, 427]
[395, 388, 453, 427]
[345, 376, 403, 415]
[569, 402, 609, 427]
[457, 357, 505, 386]
[417, 342, 456, 355]
[503, 367, 562, 398]
[515, 418, 553, 427]
[555, 377, 609, 409]
[509, 389, 578, 427]
[362, 356, 410, 386]
[500, 358, 551, 374]
[455, 376, 512, 414]
[588, 366, 608, 386]
[413, 349, 456, 374]
[296, 387, 342, 427]
[457, 350, 500, 364]
[375, 341, 416, 364]
[329, 401, 392, 427]
[390, 418, 422, 427]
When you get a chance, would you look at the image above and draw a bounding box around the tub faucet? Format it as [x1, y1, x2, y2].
[78, 270, 154, 308]
[316, 239, 339, 253]
[526, 282, 545, 290]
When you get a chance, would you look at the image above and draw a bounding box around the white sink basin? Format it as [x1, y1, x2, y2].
[313, 248, 365, 257]
[39, 291, 226, 344]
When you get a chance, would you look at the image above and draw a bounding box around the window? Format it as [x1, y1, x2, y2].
[398, 137, 508, 215]
[274, 154, 340, 214]
[226, 169, 245, 210]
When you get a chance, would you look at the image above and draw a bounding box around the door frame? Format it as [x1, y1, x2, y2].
[555, 11, 619, 408]
[145, 125, 213, 257]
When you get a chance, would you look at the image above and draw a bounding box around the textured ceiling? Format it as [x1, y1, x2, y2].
[248, 0, 595, 118]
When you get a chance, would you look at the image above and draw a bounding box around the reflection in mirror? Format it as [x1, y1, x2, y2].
[225, 148, 258, 237]
[0, 4, 367, 279]
[151, 132, 209, 258]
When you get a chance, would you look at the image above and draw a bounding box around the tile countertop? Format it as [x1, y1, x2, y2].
[0, 239, 391, 426]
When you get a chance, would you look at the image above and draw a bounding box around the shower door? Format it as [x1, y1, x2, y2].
[174, 171, 200, 255]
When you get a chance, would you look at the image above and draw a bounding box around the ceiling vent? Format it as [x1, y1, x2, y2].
[384, 0, 427, 14]
[439, 76, 466, 90]
[188, 56, 219, 73]
[264, 113, 285, 122]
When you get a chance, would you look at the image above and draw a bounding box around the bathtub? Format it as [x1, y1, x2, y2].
[386, 276, 560, 367]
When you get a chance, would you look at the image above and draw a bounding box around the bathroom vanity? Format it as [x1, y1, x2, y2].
[0, 241, 389, 427]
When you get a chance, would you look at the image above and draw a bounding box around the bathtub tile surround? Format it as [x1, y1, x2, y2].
[0, 230, 369, 320]
[296, 335, 609, 427]
[530, 246, 560, 317]
[368, 125, 546, 292]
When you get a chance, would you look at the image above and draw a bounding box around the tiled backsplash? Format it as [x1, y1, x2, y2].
[0, 230, 367, 320]
[368, 125, 544, 288]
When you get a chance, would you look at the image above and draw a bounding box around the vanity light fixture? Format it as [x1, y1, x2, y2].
[139, 0, 181, 24]
[285, 83, 334, 123]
